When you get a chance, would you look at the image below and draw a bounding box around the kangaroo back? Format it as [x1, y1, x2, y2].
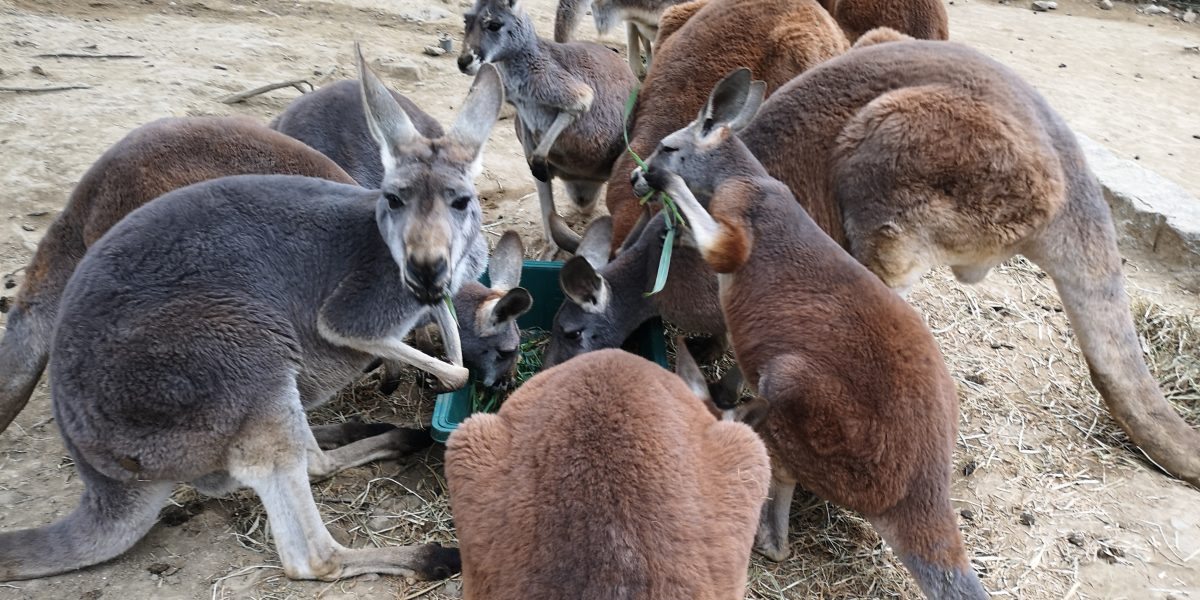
[830, 0, 948, 42]
[0, 117, 355, 435]
[446, 349, 769, 600]
[271, 79, 444, 188]
[742, 40, 1200, 486]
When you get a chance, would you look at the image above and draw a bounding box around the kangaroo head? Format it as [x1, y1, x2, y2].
[543, 216, 666, 368]
[458, 231, 533, 387]
[356, 44, 503, 304]
[458, 0, 534, 75]
[632, 68, 766, 202]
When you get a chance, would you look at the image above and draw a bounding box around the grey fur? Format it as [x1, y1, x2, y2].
[0, 48, 503, 582]
[459, 0, 636, 256]
[271, 79, 444, 188]
[273, 81, 531, 390]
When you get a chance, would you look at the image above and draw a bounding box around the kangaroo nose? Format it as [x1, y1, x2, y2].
[457, 53, 475, 74]
[406, 257, 448, 303]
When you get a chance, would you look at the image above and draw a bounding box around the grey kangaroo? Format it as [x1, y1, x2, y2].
[631, 69, 987, 599]
[0, 45, 503, 582]
[459, 0, 637, 257]
[273, 81, 534, 390]
[0, 116, 361, 435]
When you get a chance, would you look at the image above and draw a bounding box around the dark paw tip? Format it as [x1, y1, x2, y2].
[421, 544, 462, 579]
[378, 377, 401, 396]
[400, 427, 435, 452]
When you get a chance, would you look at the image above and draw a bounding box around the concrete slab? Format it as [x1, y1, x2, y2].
[1077, 133, 1200, 292]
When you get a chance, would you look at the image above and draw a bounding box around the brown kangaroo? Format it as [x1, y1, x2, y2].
[542, 0, 847, 366]
[0, 116, 357, 435]
[606, 0, 847, 247]
[737, 39, 1200, 487]
[632, 68, 987, 599]
[445, 348, 769, 599]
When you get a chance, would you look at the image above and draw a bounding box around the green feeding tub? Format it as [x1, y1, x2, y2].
[431, 260, 669, 443]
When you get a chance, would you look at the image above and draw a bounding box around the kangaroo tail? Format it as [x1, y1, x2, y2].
[553, 0, 590, 42]
[1032, 212, 1200, 487]
[870, 478, 988, 600]
[0, 303, 51, 434]
[0, 446, 173, 581]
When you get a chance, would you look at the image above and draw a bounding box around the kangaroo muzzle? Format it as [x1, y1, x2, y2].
[457, 51, 481, 75]
[405, 255, 449, 304]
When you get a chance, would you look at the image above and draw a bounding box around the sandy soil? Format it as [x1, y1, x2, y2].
[0, 0, 1197, 598]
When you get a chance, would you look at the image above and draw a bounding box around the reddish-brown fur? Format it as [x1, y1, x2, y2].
[445, 349, 770, 600]
[0, 117, 356, 434]
[607, 0, 847, 247]
[739, 40, 1200, 485]
[823, 0, 948, 42]
[629, 67, 987, 596]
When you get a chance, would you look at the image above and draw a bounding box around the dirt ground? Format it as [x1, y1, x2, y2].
[0, 0, 1197, 598]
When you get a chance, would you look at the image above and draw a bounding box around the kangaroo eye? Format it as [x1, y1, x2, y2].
[565, 329, 582, 341]
[498, 348, 516, 359]
[451, 195, 472, 211]
[486, 20, 502, 31]
[384, 192, 404, 210]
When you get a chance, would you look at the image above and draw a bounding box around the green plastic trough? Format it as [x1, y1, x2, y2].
[431, 260, 669, 443]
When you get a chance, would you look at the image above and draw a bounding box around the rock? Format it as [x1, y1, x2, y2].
[441, 580, 463, 598]
[960, 508, 976, 521]
[1019, 511, 1036, 526]
[1067, 532, 1086, 547]
[1032, 0, 1057, 10]
[1099, 0, 1113, 9]
[30, 65, 47, 76]
[1184, 9, 1197, 22]
[423, 46, 447, 57]
[372, 58, 424, 82]
[1142, 4, 1170, 14]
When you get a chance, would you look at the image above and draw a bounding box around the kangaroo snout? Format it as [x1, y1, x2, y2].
[457, 52, 480, 75]
[405, 256, 449, 304]
[630, 166, 651, 197]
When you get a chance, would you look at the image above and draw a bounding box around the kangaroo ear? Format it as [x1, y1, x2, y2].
[450, 63, 505, 164]
[673, 335, 713, 404]
[699, 68, 762, 135]
[560, 255, 609, 312]
[489, 231, 524, 291]
[356, 42, 420, 165]
[488, 287, 532, 328]
[576, 216, 613, 269]
[709, 364, 744, 410]
[728, 80, 765, 132]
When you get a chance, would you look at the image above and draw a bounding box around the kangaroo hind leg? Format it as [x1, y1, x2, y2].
[228, 394, 456, 581]
[869, 483, 987, 599]
[0, 440, 173, 580]
[1025, 199, 1200, 487]
[833, 84, 1066, 292]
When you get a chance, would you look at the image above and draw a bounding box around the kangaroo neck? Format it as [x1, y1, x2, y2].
[689, 139, 772, 203]
[603, 225, 662, 334]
